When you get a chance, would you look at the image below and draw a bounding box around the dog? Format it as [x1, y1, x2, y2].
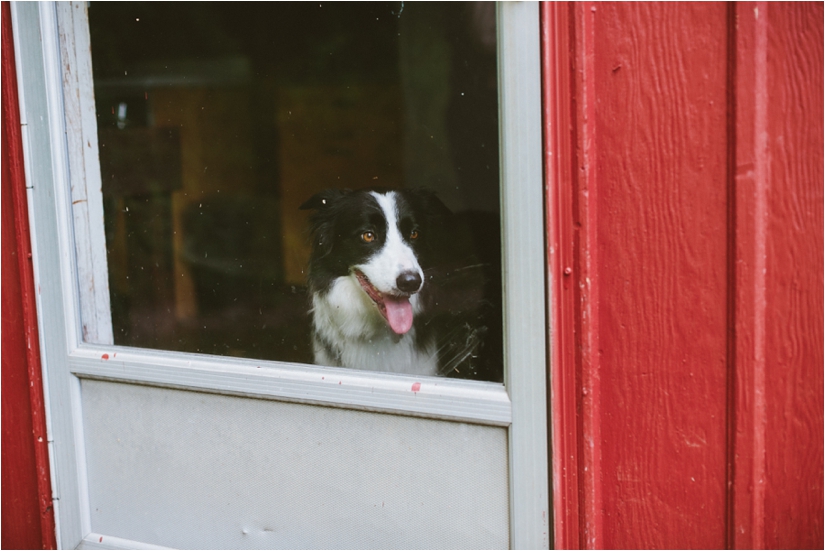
[300, 187, 502, 380]
[299, 188, 448, 376]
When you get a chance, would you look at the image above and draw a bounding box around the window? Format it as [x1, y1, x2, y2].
[87, 2, 504, 381]
[12, 2, 547, 548]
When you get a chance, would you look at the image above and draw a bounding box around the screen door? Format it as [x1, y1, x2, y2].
[11, 2, 547, 548]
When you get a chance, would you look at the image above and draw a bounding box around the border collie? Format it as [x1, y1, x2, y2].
[299, 188, 449, 376]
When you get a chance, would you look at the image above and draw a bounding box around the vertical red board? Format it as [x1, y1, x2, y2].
[593, 4, 730, 548]
[2, 130, 44, 550]
[541, 3, 579, 548]
[1, 2, 56, 548]
[761, 3, 824, 548]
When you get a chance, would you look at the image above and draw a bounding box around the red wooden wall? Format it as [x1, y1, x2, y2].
[2, 2, 57, 548]
[545, 2, 823, 549]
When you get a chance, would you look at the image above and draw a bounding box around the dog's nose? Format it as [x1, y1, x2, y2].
[396, 271, 422, 294]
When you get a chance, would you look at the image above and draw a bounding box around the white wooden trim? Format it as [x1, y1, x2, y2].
[499, 3, 551, 549]
[69, 345, 512, 426]
[42, 8, 97, 541]
[56, 2, 114, 345]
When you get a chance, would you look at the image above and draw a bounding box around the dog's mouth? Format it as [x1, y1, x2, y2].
[353, 269, 414, 335]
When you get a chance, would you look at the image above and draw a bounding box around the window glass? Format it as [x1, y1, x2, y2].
[88, 2, 502, 381]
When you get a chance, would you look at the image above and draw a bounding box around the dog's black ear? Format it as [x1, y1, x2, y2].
[299, 189, 350, 210]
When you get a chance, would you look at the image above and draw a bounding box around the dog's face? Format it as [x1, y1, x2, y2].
[301, 188, 449, 336]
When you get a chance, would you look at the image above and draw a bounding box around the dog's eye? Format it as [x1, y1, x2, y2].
[409, 230, 419, 240]
[361, 231, 376, 243]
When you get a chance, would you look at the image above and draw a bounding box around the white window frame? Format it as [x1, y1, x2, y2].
[11, 2, 548, 548]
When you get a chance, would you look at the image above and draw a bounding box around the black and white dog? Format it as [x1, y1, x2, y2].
[300, 188, 448, 376]
[301, 187, 502, 380]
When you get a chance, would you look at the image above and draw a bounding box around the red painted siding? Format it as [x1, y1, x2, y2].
[760, 4, 824, 548]
[595, 3, 730, 549]
[1, 2, 57, 548]
[545, 2, 823, 548]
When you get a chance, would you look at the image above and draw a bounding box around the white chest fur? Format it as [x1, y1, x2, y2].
[310, 276, 438, 377]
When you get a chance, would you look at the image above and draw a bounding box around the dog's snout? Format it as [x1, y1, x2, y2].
[396, 271, 422, 294]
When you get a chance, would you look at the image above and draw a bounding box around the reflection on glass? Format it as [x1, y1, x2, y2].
[89, 2, 502, 381]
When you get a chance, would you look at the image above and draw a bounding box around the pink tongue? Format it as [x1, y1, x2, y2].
[384, 295, 413, 334]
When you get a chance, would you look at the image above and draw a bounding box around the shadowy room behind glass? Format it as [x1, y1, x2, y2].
[88, 2, 502, 381]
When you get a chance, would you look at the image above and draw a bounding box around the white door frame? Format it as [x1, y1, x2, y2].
[11, 2, 548, 548]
